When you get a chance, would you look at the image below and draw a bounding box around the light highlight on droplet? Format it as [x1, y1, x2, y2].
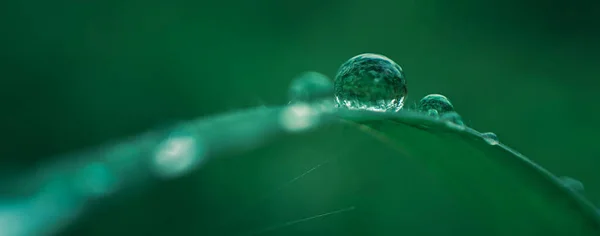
[280, 103, 320, 132]
[152, 132, 203, 178]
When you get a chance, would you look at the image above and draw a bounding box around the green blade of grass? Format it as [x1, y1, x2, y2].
[351, 117, 600, 235]
[2, 100, 599, 236]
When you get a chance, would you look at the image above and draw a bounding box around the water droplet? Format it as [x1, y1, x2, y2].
[152, 130, 204, 179]
[481, 132, 499, 145]
[417, 94, 454, 115]
[559, 176, 584, 192]
[334, 53, 407, 112]
[288, 71, 334, 103]
[280, 103, 320, 132]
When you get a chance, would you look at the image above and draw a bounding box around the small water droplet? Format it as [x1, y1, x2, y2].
[439, 111, 465, 131]
[417, 94, 454, 115]
[152, 130, 204, 179]
[559, 176, 584, 192]
[334, 53, 407, 112]
[481, 132, 499, 145]
[288, 71, 334, 103]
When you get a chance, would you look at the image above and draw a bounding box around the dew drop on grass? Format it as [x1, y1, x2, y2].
[288, 71, 334, 103]
[334, 53, 407, 112]
[417, 94, 465, 128]
[417, 94, 454, 115]
[481, 132, 499, 145]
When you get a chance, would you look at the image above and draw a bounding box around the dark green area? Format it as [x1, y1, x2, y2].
[1, 0, 599, 235]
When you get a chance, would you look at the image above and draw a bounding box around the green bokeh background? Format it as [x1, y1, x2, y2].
[1, 0, 599, 235]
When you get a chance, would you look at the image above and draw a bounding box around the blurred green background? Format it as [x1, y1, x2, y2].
[1, 0, 599, 235]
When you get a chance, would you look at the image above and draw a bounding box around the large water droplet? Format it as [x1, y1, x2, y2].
[559, 176, 584, 192]
[288, 71, 334, 103]
[481, 132, 499, 145]
[417, 94, 454, 115]
[334, 53, 407, 112]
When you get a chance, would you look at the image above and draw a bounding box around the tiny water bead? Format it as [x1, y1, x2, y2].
[417, 94, 454, 115]
[481, 132, 499, 145]
[288, 71, 334, 103]
[334, 53, 407, 112]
